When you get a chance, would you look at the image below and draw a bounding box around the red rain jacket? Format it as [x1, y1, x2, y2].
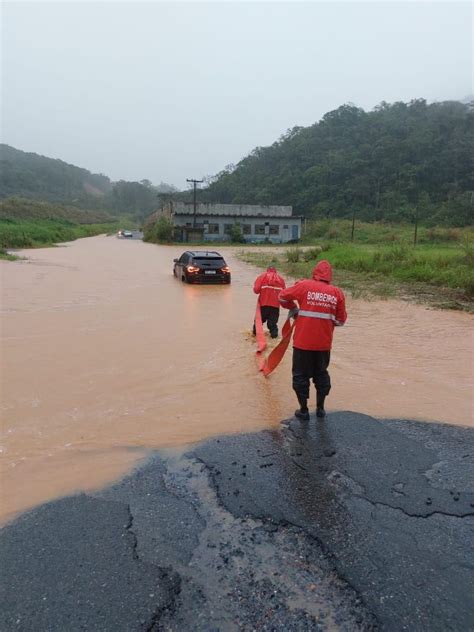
[279, 260, 347, 351]
[253, 267, 286, 308]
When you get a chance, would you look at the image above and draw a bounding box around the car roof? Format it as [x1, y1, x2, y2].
[187, 250, 223, 257]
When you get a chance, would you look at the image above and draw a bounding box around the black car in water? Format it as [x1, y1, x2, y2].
[173, 250, 231, 284]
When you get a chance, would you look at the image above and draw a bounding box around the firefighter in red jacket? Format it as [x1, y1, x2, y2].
[253, 265, 286, 339]
[279, 260, 347, 420]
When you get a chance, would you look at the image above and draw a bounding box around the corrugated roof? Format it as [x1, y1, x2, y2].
[173, 202, 294, 218]
[174, 213, 302, 220]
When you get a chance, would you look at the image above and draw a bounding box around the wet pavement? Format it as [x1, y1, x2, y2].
[1, 412, 473, 631]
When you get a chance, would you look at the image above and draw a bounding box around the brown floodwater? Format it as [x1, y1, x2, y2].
[1, 235, 473, 523]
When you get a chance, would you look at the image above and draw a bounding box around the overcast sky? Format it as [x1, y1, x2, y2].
[2, 1, 472, 188]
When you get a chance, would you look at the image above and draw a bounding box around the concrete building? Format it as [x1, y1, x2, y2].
[158, 202, 302, 243]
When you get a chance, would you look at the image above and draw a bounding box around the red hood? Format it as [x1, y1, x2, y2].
[312, 260, 332, 282]
[265, 267, 280, 283]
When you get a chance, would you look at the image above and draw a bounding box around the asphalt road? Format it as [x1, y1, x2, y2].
[1, 412, 473, 631]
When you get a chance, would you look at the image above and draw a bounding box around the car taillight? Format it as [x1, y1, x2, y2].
[187, 265, 199, 273]
[221, 266, 230, 273]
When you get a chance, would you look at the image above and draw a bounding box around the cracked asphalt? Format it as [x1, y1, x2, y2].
[1, 412, 473, 631]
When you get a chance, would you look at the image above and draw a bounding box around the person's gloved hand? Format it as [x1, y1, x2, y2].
[289, 307, 299, 319]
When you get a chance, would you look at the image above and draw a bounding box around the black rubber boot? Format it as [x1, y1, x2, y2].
[316, 393, 326, 419]
[295, 409, 310, 421]
[295, 396, 309, 421]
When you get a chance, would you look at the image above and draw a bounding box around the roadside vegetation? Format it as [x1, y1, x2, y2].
[143, 216, 174, 243]
[0, 197, 135, 250]
[0, 247, 20, 261]
[0, 197, 114, 224]
[237, 220, 474, 311]
[0, 217, 121, 249]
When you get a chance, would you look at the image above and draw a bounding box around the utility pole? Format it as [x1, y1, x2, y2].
[413, 207, 418, 247]
[186, 178, 203, 228]
[351, 208, 356, 242]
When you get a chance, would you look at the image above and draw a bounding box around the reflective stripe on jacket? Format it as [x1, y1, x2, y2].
[279, 279, 347, 350]
[253, 271, 286, 307]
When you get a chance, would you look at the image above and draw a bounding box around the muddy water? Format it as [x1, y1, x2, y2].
[1, 235, 472, 523]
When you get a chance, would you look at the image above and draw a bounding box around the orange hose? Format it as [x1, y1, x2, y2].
[254, 299, 267, 371]
[262, 316, 295, 376]
[255, 300, 295, 376]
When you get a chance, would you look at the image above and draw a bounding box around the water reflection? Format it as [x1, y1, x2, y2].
[264, 419, 343, 533]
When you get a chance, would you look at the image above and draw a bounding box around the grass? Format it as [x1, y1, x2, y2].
[0, 217, 121, 249]
[0, 247, 20, 261]
[302, 218, 471, 246]
[0, 197, 113, 224]
[237, 220, 474, 312]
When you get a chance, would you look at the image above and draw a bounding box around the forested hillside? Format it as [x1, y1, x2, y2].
[0, 145, 178, 220]
[3, 100, 472, 226]
[0, 144, 112, 207]
[200, 100, 473, 226]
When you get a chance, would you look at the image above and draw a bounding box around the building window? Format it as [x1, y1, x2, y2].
[208, 223, 219, 234]
[283, 225, 289, 229]
[254, 224, 265, 235]
[269, 225, 280, 235]
[224, 224, 233, 235]
[242, 224, 251, 235]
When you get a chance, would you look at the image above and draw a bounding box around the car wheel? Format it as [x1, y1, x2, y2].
[181, 275, 186, 283]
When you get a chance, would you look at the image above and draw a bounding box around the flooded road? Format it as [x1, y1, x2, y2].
[1, 235, 473, 522]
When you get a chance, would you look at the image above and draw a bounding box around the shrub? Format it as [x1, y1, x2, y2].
[303, 246, 322, 261]
[286, 247, 301, 263]
[144, 217, 174, 243]
[0, 247, 19, 260]
[460, 236, 474, 267]
[230, 224, 246, 243]
[305, 219, 331, 239]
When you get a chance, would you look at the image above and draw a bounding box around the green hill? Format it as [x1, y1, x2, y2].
[199, 99, 473, 226]
[0, 145, 169, 220]
[0, 197, 113, 224]
[0, 144, 112, 207]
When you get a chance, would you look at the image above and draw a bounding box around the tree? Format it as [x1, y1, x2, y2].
[143, 216, 174, 243]
[111, 180, 156, 218]
[198, 100, 473, 226]
[229, 223, 245, 243]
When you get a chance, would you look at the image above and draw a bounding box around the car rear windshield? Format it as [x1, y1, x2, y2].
[193, 257, 226, 266]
